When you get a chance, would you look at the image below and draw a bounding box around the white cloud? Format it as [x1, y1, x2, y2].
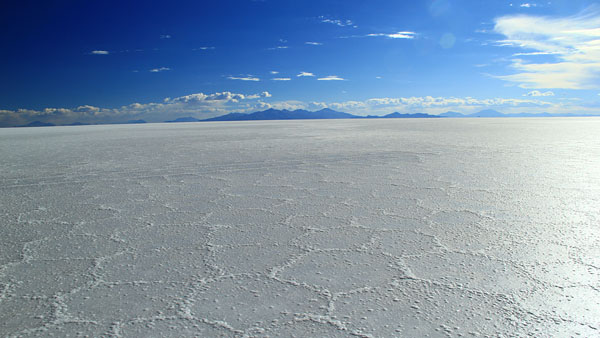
[524, 90, 555, 97]
[149, 67, 170, 73]
[160, 34, 171, 39]
[367, 31, 416, 39]
[193, 47, 215, 51]
[297, 72, 315, 77]
[520, 3, 537, 8]
[305, 42, 323, 45]
[227, 76, 260, 81]
[0, 91, 273, 127]
[268, 46, 288, 50]
[319, 16, 355, 27]
[272, 78, 291, 81]
[317, 75, 346, 81]
[494, 6, 600, 89]
[91, 50, 109, 55]
[270, 71, 279, 74]
[268, 100, 308, 110]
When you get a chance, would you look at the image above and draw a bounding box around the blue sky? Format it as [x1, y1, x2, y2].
[1, 0, 600, 126]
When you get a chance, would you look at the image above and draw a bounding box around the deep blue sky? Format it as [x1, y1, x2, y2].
[1, 0, 599, 125]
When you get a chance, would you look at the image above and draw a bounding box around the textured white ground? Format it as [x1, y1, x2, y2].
[1, 118, 599, 337]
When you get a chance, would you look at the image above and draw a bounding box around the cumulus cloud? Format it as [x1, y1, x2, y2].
[0, 91, 273, 127]
[524, 90, 554, 97]
[493, 6, 600, 89]
[297, 72, 315, 77]
[520, 3, 537, 8]
[149, 67, 170, 73]
[91, 50, 109, 55]
[303, 95, 559, 116]
[227, 76, 260, 81]
[367, 31, 416, 39]
[317, 75, 346, 81]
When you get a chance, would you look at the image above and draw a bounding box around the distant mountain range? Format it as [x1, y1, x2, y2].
[194, 108, 440, 122]
[14, 108, 597, 127]
[204, 108, 364, 121]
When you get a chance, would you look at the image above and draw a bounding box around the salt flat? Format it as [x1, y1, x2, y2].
[1, 118, 599, 337]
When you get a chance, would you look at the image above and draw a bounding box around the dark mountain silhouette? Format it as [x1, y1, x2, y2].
[165, 117, 202, 123]
[380, 112, 440, 118]
[201, 108, 440, 122]
[124, 119, 147, 124]
[467, 109, 504, 117]
[440, 111, 464, 117]
[203, 108, 357, 121]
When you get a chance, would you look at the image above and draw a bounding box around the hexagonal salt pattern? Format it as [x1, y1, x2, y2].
[1, 119, 599, 337]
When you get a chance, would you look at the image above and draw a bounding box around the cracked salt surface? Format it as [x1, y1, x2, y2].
[1, 118, 599, 337]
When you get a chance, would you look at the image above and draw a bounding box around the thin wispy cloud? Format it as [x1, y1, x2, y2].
[367, 31, 416, 39]
[272, 78, 291, 81]
[91, 50, 109, 55]
[270, 71, 279, 74]
[524, 90, 554, 97]
[317, 75, 346, 81]
[305, 42, 323, 45]
[268, 46, 289, 50]
[319, 16, 357, 28]
[297, 72, 315, 77]
[160, 34, 172, 39]
[227, 76, 260, 81]
[512, 51, 560, 56]
[193, 47, 215, 50]
[149, 67, 171, 72]
[520, 3, 537, 8]
[494, 6, 600, 89]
